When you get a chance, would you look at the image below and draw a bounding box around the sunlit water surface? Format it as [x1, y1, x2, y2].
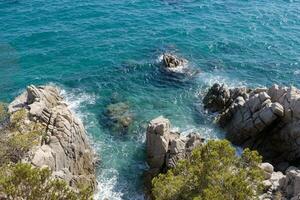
[0, 0, 300, 199]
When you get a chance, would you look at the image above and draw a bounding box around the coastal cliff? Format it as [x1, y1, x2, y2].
[145, 83, 300, 200]
[0, 85, 96, 195]
[144, 116, 204, 198]
[203, 83, 300, 169]
[203, 83, 300, 199]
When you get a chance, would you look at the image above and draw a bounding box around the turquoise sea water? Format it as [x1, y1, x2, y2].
[1, 0, 300, 199]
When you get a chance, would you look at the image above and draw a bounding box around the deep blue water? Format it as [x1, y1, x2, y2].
[1, 0, 300, 199]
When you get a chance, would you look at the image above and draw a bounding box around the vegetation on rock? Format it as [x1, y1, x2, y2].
[0, 108, 45, 165]
[0, 163, 92, 200]
[0, 103, 9, 124]
[0, 103, 93, 199]
[152, 140, 264, 200]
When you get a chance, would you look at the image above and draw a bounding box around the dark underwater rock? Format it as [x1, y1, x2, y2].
[105, 102, 133, 134]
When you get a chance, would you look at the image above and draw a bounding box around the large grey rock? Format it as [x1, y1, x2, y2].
[145, 116, 204, 196]
[9, 85, 96, 190]
[146, 116, 203, 178]
[259, 163, 300, 200]
[146, 116, 171, 170]
[203, 83, 231, 112]
[260, 162, 274, 179]
[203, 83, 300, 165]
[284, 166, 300, 199]
[146, 116, 203, 170]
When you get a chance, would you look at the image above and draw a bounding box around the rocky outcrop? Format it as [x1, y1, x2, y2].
[146, 116, 204, 178]
[8, 85, 96, 190]
[160, 53, 200, 77]
[203, 83, 300, 168]
[162, 53, 188, 69]
[260, 163, 300, 200]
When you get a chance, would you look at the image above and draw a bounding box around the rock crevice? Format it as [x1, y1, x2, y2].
[203, 83, 300, 168]
[145, 116, 203, 182]
[8, 85, 96, 189]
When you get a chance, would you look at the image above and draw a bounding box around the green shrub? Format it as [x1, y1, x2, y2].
[0, 102, 9, 124]
[6, 130, 41, 163]
[0, 106, 47, 165]
[152, 140, 264, 200]
[9, 109, 27, 132]
[0, 163, 92, 200]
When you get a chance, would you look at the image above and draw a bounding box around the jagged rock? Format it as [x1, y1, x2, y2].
[203, 83, 231, 112]
[160, 53, 200, 77]
[284, 166, 300, 198]
[146, 116, 204, 177]
[260, 163, 300, 200]
[146, 116, 170, 170]
[162, 53, 188, 69]
[203, 83, 300, 165]
[8, 85, 96, 190]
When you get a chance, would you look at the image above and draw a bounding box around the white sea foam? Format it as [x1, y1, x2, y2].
[198, 72, 247, 88]
[60, 88, 96, 112]
[173, 124, 223, 140]
[58, 86, 128, 200]
[157, 54, 164, 63]
[46, 83, 96, 114]
[294, 70, 300, 75]
[95, 169, 123, 200]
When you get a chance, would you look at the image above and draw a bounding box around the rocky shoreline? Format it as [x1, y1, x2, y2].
[3, 81, 300, 199]
[203, 83, 300, 170]
[1, 85, 96, 194]
[202, 83, 300, 199]
[144, 82, 300, 200]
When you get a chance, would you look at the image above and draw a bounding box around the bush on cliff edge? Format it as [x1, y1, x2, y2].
[152, 140, 264, 200]
[0, 106, 93, 199]
[0, 163, 92, 200]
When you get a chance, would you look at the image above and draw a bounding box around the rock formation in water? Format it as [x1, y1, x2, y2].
[160, 53, 200, 77]
[145, 116, 204, 180]
[162, 53, 188, 69]
[203, 83, 300, 169]
[8, 85, 96, 189]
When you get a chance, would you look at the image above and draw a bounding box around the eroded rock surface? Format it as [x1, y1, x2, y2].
[146, 116, 203, 178]
[8, 85, 96, 189]
[260, 163, 300, 200]
[203, 83, 300, 167]
[162, 53, 188, 69]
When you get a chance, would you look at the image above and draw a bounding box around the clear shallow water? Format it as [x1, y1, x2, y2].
[1, 0, 300, 199]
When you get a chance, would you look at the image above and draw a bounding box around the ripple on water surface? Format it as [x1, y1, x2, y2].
[0, 0, 300, 199]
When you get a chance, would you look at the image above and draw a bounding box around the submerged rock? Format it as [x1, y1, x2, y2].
[8, 85, 96, 190]
[105, 102, 133, 134]
[203, 83, 300, 167]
